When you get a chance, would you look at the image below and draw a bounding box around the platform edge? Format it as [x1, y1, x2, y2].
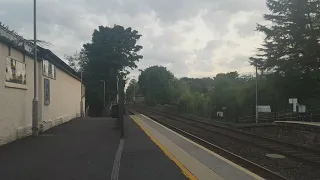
[130, 115, 198, 180]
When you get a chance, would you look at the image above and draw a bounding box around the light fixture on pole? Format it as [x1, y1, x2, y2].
[100, 80, 106, 108]
[32, 0, 39, 136]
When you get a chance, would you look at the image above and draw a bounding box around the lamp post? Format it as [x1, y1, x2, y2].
[80, 71, 84, 117]
[116, 76, 119, 103]
[255, 64, 259, 123]
[133, 76, 136, 103]
[32, 0, 39, 136]
[100, 80, 106, 108]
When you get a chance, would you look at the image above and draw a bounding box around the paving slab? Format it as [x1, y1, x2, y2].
[0, 117, 120, 180]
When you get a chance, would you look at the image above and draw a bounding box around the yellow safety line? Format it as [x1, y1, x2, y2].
[139, 114, 264, 180]
[130, 115, 198, 180]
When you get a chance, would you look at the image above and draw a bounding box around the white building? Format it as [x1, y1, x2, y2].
[0, 25, 85, 145]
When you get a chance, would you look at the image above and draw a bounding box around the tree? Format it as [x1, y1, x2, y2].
[126, 79, 139, 102]
[64, 49, 88, 72]
[248, 0, 320, 115]
[67, 25, 143, 116]
[83, 25, 143, 76]
[251, 0, 320, 91]
[138, 66, 175, 105]
[179, 77, 215, 94]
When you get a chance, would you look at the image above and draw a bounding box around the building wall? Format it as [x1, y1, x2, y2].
[0, 42, 84, 145]
[40, 66, 82, 131]
[0, 42, 35, 145]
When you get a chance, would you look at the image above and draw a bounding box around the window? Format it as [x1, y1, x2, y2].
[44, 78, 50, 106]
[43, 60, 56, 79]
[5, 57, 27, 85]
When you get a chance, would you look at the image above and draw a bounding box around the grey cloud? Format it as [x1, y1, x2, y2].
[85, 0, 204, 23]
[193, 40, 247, 72]
[0, 2, 33, 31]
[0, 0, 265, 77]
[193, 61, 213, 72]
[209, 0, 266, 13]
[85, 0, 266, 27]
[196, 40, 220, 61]
[191, 40, 220, 72]
[234, 15, 263, 37]
[0, 1, 92, 41]
[224, 55, 249, 69]
[226, 41, 240, 48]
[138, 28, 191, 76]
[202, 11, 231, 34]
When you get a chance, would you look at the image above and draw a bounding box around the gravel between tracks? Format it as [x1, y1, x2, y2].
[242, 126, 320, 150]
[142, 109, 320, 180]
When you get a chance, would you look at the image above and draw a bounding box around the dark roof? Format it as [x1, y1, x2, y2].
[37, 46, 80, 81]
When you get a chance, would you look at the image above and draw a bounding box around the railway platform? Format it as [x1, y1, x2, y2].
[130, 113, 264, 180]
[275, 120, 320, 132]
[0, 117, 186, 180]
[0, 114, 264, 180]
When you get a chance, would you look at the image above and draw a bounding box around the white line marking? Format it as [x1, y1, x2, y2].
[110, 138, 124, 180]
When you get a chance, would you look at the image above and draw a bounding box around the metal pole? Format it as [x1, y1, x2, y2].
[255, 64, 259, 123]
[116, 76, 119, 103]
[118, 79, 125, 138]
[100, 80, 106, 108]
[80, 71, 83, 117]
[103, 81, 106, 108]
[32, 0, 39, 136]
[133, 82, 136, 103]
[133, 76, 136, 103]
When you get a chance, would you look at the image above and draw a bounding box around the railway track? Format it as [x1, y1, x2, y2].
[128, 108, 289, 180]
[142, 107, 320, 165]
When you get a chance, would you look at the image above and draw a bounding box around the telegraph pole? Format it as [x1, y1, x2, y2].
[32, 0, 39, 136]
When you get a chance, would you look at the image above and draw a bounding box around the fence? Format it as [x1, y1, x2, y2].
[157, 104, 320, 123]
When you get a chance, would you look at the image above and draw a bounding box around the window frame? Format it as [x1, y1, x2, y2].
[5, 56, 27, 90]
[42, 60, 56, 80]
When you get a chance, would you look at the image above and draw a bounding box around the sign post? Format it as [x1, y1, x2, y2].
[289, 98, 298, 112]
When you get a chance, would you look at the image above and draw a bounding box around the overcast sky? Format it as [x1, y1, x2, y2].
[0, 0, 268, 79]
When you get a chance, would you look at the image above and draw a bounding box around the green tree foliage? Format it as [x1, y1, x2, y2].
[126, 79, 139, 102]
[179, 77, 214, 94]
[135, 0, 320, 120]
[65, 49, 88, 72]
[138, 66, 175, 105]
[138, 69, 258, 118]
[67, 25, 143, 116]
[83, 25, 143, 76]
[251, 0, 320, 99]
